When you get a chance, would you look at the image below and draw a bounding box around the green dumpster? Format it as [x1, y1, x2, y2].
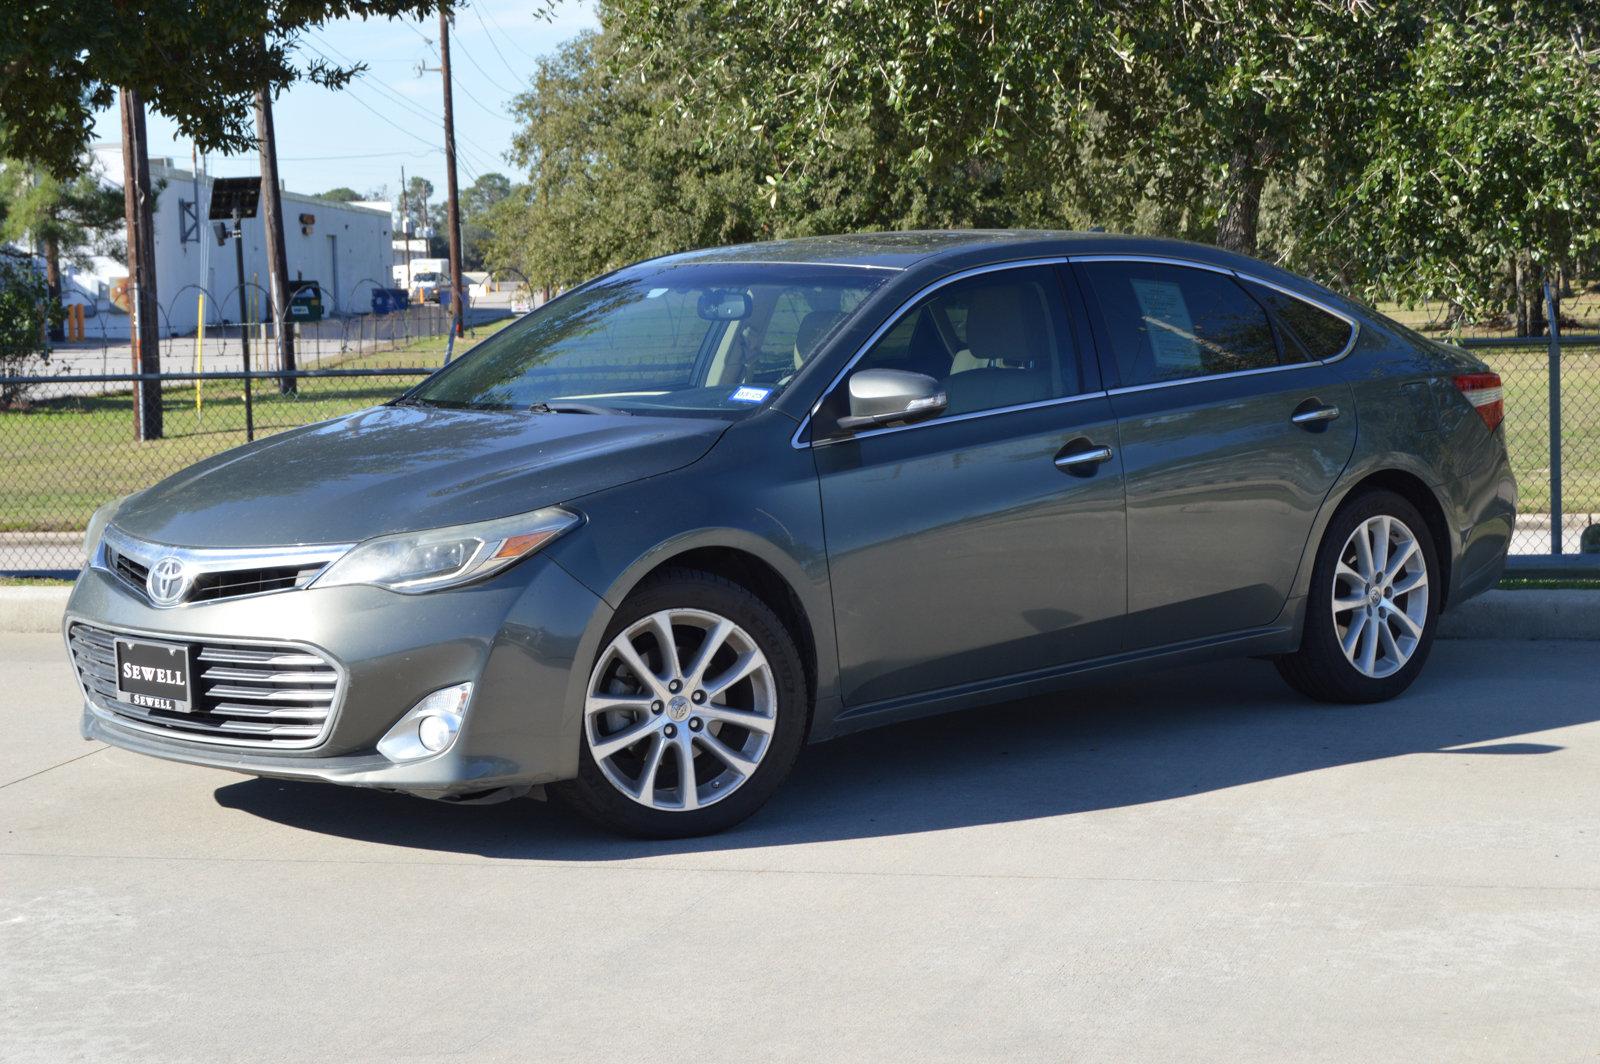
[288, 282, 324, 323]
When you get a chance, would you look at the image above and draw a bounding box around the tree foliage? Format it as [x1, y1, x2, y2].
[0, 161, 126, 269]
[0, 252, 57, 406]
[485, 1, 1600, 330]
[1292, 1, 1600, 329]
[0, 0, 444, 176]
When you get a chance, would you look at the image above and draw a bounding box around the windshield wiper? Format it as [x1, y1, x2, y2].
[528, 401, 631, 416]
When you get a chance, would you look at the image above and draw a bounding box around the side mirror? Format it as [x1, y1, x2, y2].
[835, 369, 948, 433]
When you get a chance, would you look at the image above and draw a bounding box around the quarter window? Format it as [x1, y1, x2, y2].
[846, 266, 1081, 419]
[1245, 281, 1355, 360]
[1078, 262, 1282, 386]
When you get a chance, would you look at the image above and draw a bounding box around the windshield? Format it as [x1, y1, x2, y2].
[407, 262, 887, 415]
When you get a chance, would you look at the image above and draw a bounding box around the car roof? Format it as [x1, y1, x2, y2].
[654, 229, 1257, 271]
[646, 229, 1348, 310]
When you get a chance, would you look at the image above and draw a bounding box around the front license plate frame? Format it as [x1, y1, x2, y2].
[114, 636, 197, 714]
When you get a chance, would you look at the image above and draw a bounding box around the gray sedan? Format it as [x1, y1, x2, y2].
[65, 231, 1516, 836]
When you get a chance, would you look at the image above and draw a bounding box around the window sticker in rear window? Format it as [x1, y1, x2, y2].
[1130, 279, 1202, 372]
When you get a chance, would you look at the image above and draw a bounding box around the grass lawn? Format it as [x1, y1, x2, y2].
[2, 308, 1596, 534]
[0, 320, 510, 533]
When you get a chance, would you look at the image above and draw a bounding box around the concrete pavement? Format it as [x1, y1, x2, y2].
[4, 634, 1599, 1061]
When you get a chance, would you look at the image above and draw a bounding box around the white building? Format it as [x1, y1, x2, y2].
[63, 146, 396, 338]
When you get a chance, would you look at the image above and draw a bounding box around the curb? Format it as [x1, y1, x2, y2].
[0, 587, 70, 634]
[1438, 589, 1600, 641]
[0, 586, 1594, 640]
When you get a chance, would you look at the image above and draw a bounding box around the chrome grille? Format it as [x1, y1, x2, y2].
[68, 623, 341, 749]
[96, 526, 351, 608]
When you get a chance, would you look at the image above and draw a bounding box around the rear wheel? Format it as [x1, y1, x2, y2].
[1276, 490, 1440, 703]
[552, 569, 808, 837]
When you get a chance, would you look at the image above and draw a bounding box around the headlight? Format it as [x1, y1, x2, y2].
[83, 495, 130, 554]
[311, 506, 579, 593]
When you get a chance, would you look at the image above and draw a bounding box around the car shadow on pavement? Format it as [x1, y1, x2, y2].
[212, 642, 1591, 859]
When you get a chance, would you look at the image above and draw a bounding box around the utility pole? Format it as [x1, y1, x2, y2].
[399, 165, 414, 290]
[437, 7, 466, 336]
[254, 87, 296, 395]
[119, 88, 162, 441]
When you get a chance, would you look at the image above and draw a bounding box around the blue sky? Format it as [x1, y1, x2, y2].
[89, 1, 597, 202]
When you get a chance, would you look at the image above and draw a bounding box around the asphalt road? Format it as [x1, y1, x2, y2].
[4, 633, 1599, 1062]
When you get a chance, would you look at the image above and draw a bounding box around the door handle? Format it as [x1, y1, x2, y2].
[1291, 403, 1340, 426]
[1054, 444, 1114, 471]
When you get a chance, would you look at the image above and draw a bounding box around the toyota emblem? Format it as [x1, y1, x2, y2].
[146, 556, 191, 607]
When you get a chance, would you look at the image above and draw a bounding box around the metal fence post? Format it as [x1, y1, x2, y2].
[1543, 281, 1562, 554]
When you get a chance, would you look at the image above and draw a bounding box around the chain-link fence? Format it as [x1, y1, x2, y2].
[0, 293, 518, 574]
[2, 289, 1597, 575]
[1461, 333, 1600, 556]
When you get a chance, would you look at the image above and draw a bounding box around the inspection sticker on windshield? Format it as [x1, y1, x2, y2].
[729, 386, 771, 404]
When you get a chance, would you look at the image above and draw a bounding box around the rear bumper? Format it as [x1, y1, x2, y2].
[65, 556, 610, 797]
[1446, 439, 1517, 608]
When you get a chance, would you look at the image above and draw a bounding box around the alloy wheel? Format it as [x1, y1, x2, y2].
[584, 608, 777, 811]
[1331, 514, 1430, 679]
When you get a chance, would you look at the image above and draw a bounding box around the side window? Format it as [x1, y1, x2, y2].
[1078, 262, 1281, 387]
[1245, 281, 1355, 360]
[849, 266, 1080, 417]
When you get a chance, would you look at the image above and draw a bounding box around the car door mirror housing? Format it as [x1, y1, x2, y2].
[835, 369, 948, 433]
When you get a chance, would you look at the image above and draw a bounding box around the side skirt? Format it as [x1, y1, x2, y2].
[813, 623, 1302, 741]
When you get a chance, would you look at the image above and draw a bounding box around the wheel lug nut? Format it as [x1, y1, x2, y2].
[651, 700, 663, 714]
[691, 690, 706, 704]
[668, 679, 682, 693]
[664, 723, 677, 738]
[688, 717, 703, 732]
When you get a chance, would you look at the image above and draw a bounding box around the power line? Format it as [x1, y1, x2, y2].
[469, 4, 532, 86]
[278, 149, 437, 161]
[474, 1, 544, 63]
[305, 31, 506, 161]
[454, 35, 522, 98]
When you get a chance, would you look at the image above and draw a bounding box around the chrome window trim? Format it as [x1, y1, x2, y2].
[675, 259, 904, 272]
[63, 616, 348, 752]
[811, 390, 1111, 447]
[95, 525, 354, 608]
[790, 252, 1362, 449]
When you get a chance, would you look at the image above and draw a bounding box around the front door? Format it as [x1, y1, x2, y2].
[1073, 258, 1358, 648]
[811, 264, 1127, 709]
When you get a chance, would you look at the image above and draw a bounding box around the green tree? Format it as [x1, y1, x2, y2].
[0, 252, 59, 406]
[486, 27, 773, 289]
[319, 186, 362, 202]
[459, 172, 511, 271]
[1292, 2, 1600, 335]
[0, 2, 447, 176]
[0, 160, 124, 338]
[603, 0, 1427, 257]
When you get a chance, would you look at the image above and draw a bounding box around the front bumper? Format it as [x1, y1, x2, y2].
[66, 556, 610, 797]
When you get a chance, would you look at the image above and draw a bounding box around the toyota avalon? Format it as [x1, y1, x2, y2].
[65, 231, 1516, 836]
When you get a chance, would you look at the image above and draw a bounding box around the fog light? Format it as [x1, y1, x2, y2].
[417, 714, 453, 752]
[377, 682, 473, 763]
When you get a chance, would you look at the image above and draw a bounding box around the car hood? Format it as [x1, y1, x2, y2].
[113, 404, 728, 548]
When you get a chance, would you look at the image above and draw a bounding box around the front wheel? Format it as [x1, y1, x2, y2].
[1276, 489, 1441, 703]
[551, 569, 808, 837]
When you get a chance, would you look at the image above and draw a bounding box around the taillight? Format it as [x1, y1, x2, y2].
[1454, 372, 1504, 431]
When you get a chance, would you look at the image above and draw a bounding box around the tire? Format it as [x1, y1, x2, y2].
[551, 568, 809, 838]
[1276, 489, 1441, 703]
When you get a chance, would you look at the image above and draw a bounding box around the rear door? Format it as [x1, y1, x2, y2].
[1072, 258, 1358, 648]
[811, 263, 1126, 709]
